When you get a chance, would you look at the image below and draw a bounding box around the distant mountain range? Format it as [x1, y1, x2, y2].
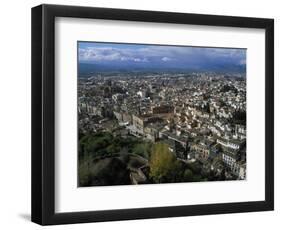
[78, 62, 246, 77]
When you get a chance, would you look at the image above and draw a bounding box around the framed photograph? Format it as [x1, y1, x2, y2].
[31, 4, 274, 225]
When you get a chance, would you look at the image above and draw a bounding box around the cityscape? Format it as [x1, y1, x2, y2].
[78, 42, 246, 187]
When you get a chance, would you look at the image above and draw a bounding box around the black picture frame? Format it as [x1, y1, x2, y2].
[31, 4, 274, 225]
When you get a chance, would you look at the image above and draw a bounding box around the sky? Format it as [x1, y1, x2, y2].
[78, 42, 246, 72]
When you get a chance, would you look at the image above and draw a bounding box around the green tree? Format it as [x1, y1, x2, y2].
[132, 142, 151, 159]
[183, 169, 194, 182]
[149, 142, 181, 183]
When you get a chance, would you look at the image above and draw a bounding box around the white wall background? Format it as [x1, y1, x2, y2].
[0, 0, 279, 229]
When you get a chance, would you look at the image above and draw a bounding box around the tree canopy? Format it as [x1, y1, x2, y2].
[149, 142, 181, 183]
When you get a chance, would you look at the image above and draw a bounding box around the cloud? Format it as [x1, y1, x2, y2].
[79, 43, 246, 68]
[79, 47, 122, 61]
[121, 57, 148, 62]
[79, 47, 150, 62]
[161, 57, 172, 62]
[239, 59, 246, 65]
